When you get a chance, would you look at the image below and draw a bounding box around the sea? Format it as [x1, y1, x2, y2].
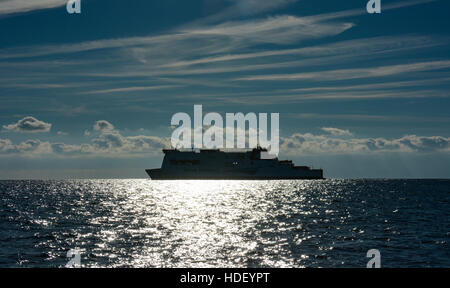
[0, 179, 448, 268]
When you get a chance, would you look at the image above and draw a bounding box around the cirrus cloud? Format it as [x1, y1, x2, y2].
[0, 0, 67, 15]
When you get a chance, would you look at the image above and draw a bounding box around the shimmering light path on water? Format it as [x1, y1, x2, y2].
[0, 179, 448, 267]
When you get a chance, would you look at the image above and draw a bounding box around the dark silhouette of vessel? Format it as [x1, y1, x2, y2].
[146, 146, 323, 180]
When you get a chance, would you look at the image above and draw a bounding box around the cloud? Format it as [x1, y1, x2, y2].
[0, 2, 443, 105]
[185, 15, 354, 45]
[91, 129, 170, 153]
[321, 127, 353, 136]
[93, 120, 115, 132]
[92, 130, 125, 149]
[230, 0, 297, 16]
[280, 133, 450, 155]
[79, 85, 179, 95]
[196, 0, 298, 24]
[1, 120, 449, 158]
[0, 0, 66, 15]
[0, 120, 171, 157]
[161, 35, 440, 68]
[44, 34, 443, 83]
[0, 14, 354, 61]
[0, 138, 51, 154]
[311, 0, 437, 22]
[2, 116, 52, 133]
[16, 139, 51, 152]
[0, 0, 297, 19]
[398, 135, 450, 152]
[290, 112, 450, 123]
[277, 77, 450, 94]
[50, 143, 92, 154]
[0, 0, 436, 59]
[195, 0, 435, 26]
[237, 60, 450, 81]
[53, 120, 170, 156]
[125, 135, 170, 151]
[206, 88, 449, 106]
[0, 138, 14, 152]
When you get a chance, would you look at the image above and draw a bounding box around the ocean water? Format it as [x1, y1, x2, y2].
[0, 179, 448, 268]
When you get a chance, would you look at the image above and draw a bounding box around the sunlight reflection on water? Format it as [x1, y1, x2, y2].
[0, 179, 448, 267]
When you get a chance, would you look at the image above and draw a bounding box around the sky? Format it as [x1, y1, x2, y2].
[0, 0, 449, 179]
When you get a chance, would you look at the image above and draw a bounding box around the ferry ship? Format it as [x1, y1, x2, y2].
[146, 146, 323, 180]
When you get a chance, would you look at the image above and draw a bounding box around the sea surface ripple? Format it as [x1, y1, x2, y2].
[0, 179, 448, 267]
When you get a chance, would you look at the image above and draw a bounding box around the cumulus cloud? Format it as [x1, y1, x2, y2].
[321, 127, 353, 136]
[93, 120, 115, 132]
[2, 116, 52, 133]
[398, 135, 450, 152]
[0, 138, 51, 154]
[59, 120, 170, 156]
[91, 129, 169, 153]
[0, 138, 14, 152]
[125, 135, 170, 151]
[51, 143, 93, 154]
[280, 133, 450, 155]
[0, 120, 171, 157]
[1, 121, 449, 158]
[16, 139, 51, 153]
[92, 130, 124, 149]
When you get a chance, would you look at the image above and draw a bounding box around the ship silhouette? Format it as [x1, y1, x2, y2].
[146, 146, 323, 180]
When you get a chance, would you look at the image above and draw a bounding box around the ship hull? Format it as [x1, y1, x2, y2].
[146, 168, 323, 180]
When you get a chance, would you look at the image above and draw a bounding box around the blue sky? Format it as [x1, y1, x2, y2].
[0, 0, 449, 178]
